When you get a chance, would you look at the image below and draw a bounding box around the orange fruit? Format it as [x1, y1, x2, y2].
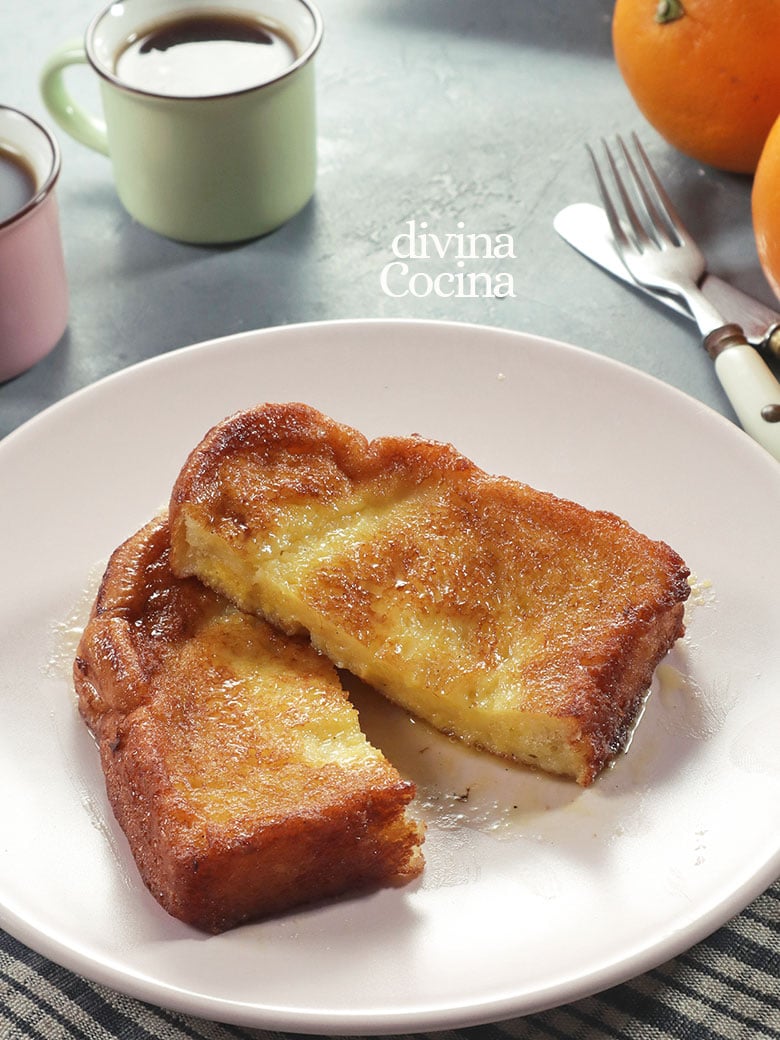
[612, 0, 780, 174]
[752, 116, 780, 298]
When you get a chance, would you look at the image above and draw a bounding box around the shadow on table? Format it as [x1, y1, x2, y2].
[361, 0, 615, 57]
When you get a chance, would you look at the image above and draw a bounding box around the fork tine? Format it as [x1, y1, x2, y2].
[586, 142, 631, 252]
[589, 139, 654, 254]
[617, 135, 677, 248]
[628, 132, 689, 246]
[586, 140, 640, 251]
[603, 139, 655, 249]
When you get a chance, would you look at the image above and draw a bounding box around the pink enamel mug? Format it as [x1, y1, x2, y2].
[0, 106, 68, 382]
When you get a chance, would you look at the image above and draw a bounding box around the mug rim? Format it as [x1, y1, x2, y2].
[0, 106, 61, 232]
[85, 0, 324, 100]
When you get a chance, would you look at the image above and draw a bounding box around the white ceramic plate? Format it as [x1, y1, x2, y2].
[1, 319, 779, 1033]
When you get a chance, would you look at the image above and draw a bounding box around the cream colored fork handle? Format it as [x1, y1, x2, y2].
[713, 342, 780, 461]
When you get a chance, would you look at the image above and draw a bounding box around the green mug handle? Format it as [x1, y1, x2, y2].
[40, 41, 110, 157]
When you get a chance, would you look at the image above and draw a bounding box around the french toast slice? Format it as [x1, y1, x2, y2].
[169, 402, 691, 787]
[73, 514, 424, 933]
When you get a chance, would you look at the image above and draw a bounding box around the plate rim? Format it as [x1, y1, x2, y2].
[1, 315, 757, 458]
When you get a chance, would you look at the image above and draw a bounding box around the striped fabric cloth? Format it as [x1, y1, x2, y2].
[2, 880, 778, 1040]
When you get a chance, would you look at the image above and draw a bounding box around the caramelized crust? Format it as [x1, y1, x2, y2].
[73, 515, 424, 933]
[169, 403, 690, 786]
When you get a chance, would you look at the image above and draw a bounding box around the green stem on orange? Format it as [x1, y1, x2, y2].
[655, 0, 685, 23]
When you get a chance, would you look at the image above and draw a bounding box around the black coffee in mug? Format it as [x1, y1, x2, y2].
[0, 145, 37, 222]
[115, 13, 299, 96]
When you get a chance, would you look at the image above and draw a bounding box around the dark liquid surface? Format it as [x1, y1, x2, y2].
[116, 14, 299, 96]
[140, 15, 278, 52]
[0, 146, 37, 223]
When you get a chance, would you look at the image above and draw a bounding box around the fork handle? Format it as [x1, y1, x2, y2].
[707, 330, 780, 461]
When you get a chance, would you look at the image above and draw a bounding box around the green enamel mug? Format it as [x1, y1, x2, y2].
[40, 0, 323, 244]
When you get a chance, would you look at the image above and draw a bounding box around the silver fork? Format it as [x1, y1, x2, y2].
[589, 134, 780, 462]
